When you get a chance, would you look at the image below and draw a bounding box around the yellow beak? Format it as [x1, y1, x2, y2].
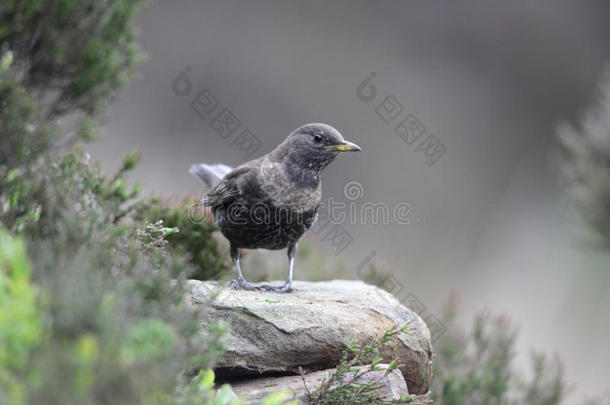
[324, 141, 362, 152]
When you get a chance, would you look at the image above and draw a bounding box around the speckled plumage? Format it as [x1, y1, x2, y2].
[191, 123, 361, 292]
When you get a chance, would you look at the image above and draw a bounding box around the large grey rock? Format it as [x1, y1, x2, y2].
[231, 364, 409, 404]
[186, 279, 433, 394]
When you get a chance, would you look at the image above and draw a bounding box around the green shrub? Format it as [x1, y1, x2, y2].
[431, 295, 566, 405]
[135, 196, 230, 281]
[554, 69, 610, 244]
[357, 264, 573, 404]
[0, 0, 143, 118]
[0, 2, 234, 403]
[0, 230, 41, 372]
[303, 324, 429, 405]
[0, 230, 42, 405]
[0, 148, 229, 404]
[0, 57, 59, 172]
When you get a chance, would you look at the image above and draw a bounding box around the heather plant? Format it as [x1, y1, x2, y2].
[0, 1, 232, 403]
[0, 230, 42, 405]
[554, 68, 610, 244]
[0, 148, 232, 404]
[356, 262, 573, 404]
[302, 324, 429, 405]
[134, 196, 231, 281]
[0, 0, 142, 118]
[431, 294, 566, 405]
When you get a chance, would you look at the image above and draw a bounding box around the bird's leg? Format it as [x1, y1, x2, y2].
[282, 253, 295, 292]
[261, 243, 295, 293]
[229, 245, 260, 291]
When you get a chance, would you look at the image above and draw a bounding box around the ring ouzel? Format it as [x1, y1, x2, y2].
[190, 123, 361, 292]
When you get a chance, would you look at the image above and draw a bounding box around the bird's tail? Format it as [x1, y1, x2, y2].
[189, 163, 233, 188]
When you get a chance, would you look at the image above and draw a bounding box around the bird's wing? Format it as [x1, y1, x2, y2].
[202, 166, 252, 206]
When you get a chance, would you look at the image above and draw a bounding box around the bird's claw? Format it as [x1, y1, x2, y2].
[229, 279, 261, 291]
[261, 281, 293, 293]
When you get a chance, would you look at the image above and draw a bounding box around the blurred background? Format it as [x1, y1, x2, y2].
[86, 0, 610, 401]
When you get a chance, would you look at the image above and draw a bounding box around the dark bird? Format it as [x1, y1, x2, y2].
[190, 123, 361, 292]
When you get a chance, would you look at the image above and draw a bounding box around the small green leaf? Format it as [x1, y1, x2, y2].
[387, 358, 399, 372]
[260, 390, 293, 405]
[0, 50, 13, 73]
[121, 148, 141, 172]
[214, 384, 237, 404]
[199, 369, 215, 389]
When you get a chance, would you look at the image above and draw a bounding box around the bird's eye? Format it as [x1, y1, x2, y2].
[313, 133, 324, 143]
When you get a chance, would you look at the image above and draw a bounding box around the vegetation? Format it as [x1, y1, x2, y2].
[555, 69, 610, 245]
[135, 196, 230, 281]
[0, 148, 231, 404]
[0, 1, 232, 403]
[357, 257, 610, 405]
[302, 324, 429, 405]
[431, 295, 566, 405]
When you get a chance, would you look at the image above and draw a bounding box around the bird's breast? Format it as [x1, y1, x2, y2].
[257, 158, 321, 213]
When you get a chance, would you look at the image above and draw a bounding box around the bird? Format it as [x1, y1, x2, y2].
[190, 123, 361, 292]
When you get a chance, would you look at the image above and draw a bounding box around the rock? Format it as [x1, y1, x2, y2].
[230, 364, 409, 404]
[186, 279, 432, 394]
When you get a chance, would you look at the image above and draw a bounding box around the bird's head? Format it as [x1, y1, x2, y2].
[276, 123, 361, 171]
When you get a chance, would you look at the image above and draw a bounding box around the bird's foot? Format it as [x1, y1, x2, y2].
[261, 280, 293, 293]
[229, 279, 261, 291]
